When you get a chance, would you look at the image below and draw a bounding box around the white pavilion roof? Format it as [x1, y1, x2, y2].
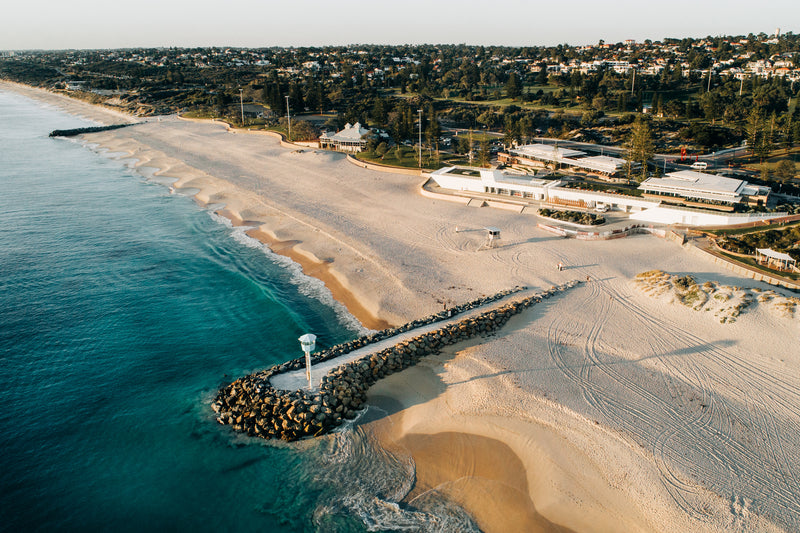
[756, 248, 796, 262]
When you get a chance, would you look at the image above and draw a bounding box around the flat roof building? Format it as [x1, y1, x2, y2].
[638, 170, 770, 210]
[500, 144, 629, 177]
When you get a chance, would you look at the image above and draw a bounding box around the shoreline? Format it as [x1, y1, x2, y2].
[213, 206, 391, 330]
[3, 80, 798, 532]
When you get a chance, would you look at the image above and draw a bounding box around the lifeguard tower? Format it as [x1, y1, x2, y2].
[479, 227, 501, 250]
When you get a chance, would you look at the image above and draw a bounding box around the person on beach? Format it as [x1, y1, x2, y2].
[558, 261, 563, 271]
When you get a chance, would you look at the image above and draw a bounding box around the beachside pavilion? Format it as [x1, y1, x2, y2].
[756, 248, 797, 272]
[499, 144, 630, 178]
[638, 170, 771, 211]
[318, 122, 390, 153]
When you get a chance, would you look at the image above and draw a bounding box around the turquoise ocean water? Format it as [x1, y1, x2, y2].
[0, 90, 480, 532]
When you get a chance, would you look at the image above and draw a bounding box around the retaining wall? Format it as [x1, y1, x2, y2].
[686, 245, 800, 290]
[345, 154, 425, 176]
[536, 223, 680, 242]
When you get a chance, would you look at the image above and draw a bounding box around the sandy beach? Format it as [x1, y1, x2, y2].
[6, 80, 799, 532]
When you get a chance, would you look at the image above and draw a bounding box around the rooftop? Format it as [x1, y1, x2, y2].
[320, 122, 370, 142]
[641, 170, 744, 195]
[512, 144, 586, 161]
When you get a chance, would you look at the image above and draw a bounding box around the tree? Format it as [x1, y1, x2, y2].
[289, 83, 304, 111]
[371, 97, 388, 125]
[746, 108, 763, 156]
[625, 117, 655, 182]
[478, 139, 490, 167]
[214, 90, 229, 116]
[425, 104, 441, 151]
[505, 72, 521, 99]
[536, 63, 548, 85]
[701, 92, 721, 124]
[776, 159, 796, 181]
[457, 135, 472, 155]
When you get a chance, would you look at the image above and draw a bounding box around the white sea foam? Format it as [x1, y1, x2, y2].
[207, 211, 369, 335]
[309, 417, 480, 532]
[74, 132, 368, 335]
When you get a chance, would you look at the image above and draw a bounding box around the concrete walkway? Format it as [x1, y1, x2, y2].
[269, 293, 533, 392]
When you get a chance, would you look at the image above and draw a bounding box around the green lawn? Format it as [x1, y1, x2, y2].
[356, 146, 448, 170]
[706, 220, 800, 237]
[717, 251, 800, 281]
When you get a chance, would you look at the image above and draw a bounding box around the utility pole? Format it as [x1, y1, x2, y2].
[285, 95, 291, 141]
[239, 88, 245, 126]
[468, 128, 473, 165]
[418, 108, 422, 169]
[707, 64, 713, 92]
[630, 69, 635, 97]
[739, 76, 744, 97]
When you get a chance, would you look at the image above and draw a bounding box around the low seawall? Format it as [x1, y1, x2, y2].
[346, 154, 425, 176]
[212, 282, 580, 441]
[537, 223, 685, 243]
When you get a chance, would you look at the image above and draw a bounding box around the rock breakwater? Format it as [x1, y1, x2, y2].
[50, 124, 133, 137]
[212, 281, 581, 441]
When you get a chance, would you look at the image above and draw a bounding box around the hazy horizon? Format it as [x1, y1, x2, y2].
[3, 0, 799, 51]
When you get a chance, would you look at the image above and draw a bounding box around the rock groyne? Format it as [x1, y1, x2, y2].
[50, 123, 133, 137]
[212, 282, 580, 441]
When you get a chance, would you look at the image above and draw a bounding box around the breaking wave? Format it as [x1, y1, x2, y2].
[208, 211, 369, 336]
[303, 406, 480, 533]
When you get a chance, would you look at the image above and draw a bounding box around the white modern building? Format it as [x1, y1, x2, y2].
[428, 166, 786, 227]
[500, 144, 629, 177]
[429, 166, 656, 212]
[639, 170, 771, 210]
[430, 166, 554, 200]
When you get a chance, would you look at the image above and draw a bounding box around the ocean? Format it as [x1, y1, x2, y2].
[0, 89, 479, 532]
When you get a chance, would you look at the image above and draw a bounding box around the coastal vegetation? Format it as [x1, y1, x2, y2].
[2, 34, 798, 158]
[538, 207, 605, 225]
[634, 270, 799, 322]
[715, 224, 800, 261]
[2, 32, 798, 198]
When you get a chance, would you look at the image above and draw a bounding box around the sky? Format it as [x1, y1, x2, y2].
[2, 0, 799, 50]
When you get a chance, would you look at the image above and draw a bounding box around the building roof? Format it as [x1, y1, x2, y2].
[512, 144, 586, 161]
[574, 155, 627, 173]
[756, 248, 796, 262]
[639, 170, 747, 203]
[320, 122, 371, 142]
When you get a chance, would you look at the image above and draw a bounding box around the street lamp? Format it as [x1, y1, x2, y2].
[239, 88, 244, 126]
[298, 333, 316, 390]
[286, 95, 292, 142]
[418, 108, 423, 169]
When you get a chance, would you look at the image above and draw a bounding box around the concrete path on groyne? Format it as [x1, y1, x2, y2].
[269, 292, 537, 392]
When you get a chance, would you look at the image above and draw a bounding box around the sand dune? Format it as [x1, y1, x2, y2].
[5, 80, 799, 532]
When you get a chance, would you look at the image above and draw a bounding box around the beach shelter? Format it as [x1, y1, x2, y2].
[755, 248, 797, 271]
[483, 227, 501, 249]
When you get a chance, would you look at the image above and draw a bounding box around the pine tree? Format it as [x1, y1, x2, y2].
[746, 108, 763, 157]
[425, 104, 441, 151]
[505, 73, 521, 99]
[625, 117, 654, 182]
